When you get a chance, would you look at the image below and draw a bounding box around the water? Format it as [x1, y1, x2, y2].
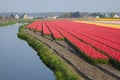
[0, 23, 55, 80]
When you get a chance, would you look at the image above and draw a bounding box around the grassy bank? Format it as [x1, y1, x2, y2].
[0, 19, 34, 26]
[0, 20, 18, 26]
[17, 25, 80, 80]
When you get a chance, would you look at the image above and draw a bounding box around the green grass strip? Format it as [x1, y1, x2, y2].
[0, 19, 34, 26]
[0, 20, 18, 26]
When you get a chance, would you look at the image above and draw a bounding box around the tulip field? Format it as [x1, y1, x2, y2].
[27, 20, 120, 67]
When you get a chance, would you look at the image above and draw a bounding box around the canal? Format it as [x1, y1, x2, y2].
[0, 23, 55, 80]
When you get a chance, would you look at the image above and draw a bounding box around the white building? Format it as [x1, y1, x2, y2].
[15, 15, 19, 19]
[23, 13, 30, 19]
[95, 16, 100, 18]
[47, 16, 57, 19]
[114, 14, 119, 18]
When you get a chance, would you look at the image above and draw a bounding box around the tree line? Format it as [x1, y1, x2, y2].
[61, 12, 118, 18]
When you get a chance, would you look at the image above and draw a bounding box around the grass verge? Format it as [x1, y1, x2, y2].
[0, 19, 34, 26]
[17, 25, 80, 80]
[0, 20, 18, 26]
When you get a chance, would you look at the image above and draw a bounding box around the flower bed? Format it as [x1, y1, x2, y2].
[27, 20, 120, 67]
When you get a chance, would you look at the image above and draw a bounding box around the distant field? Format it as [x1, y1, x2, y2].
[76, 20, 120, 29]
[91, 18, 120, 21]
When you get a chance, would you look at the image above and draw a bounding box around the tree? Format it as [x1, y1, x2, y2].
[90, 13, 106, 18]
[71, 12, 80, 18]
[110, 13, 115, 18]
[61, 13, 71, 18]
[61, 12, 81, 18]
[0, 16, 2, 19]
[10, 14, 14, 18]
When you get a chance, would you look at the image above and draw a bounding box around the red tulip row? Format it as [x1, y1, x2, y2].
[81, 24, 120, 45]
[27, 20, 120, 65]
[27, 20, 39, 29]
[35, 21, 43, 32]
[27, 20, 64, 39]
[58, 22, 120, 51]
[27, 20, 51, 35]
[45, 21, 64, 39]
[42, 21, 51, 35]
[53, 20, 120, 62]
[65, 21, 120, 45]
[48, 21, 109, 63]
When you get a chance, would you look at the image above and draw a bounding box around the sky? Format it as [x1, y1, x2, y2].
[0, 0, 120, 13]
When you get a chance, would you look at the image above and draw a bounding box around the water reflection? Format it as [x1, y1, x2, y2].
[0, 23, 55, 80]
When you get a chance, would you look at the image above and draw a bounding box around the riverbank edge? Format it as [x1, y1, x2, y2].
[0, 19, 34, 26]
[0, 20, 18, 26]
[17, 25, 80, 80]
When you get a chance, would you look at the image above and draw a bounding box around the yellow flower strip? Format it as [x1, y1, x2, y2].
[75, 21, 120, 29]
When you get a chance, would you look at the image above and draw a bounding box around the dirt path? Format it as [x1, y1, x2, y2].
[24, 29, 120, 80]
